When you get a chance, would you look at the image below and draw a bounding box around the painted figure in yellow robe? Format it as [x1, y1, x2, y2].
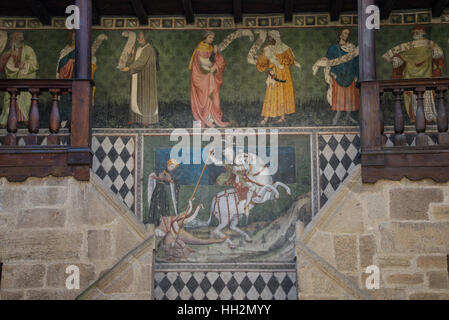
[383, 25, 445, 122]
[256, 30, 300, 125]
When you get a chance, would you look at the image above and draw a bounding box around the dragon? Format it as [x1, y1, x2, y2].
[155, 200, 227, 260]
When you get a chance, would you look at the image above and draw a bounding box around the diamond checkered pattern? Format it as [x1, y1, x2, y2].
[0, 135, 68, 146]
[318, 132, 439, 207]
[92, 136, 135, 211]
[384, 133, 438, 147]
[154, 271, 297, 300]
[319, 134, 360, 207]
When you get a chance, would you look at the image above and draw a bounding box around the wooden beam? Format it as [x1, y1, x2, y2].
[330, 0, 344, 21]
[182, 0, 194, 24]
[130, 0, 148, 25]
[75, 0, 92, 80]
[233, 0, 242, 24]
[92, 0, 101, 26]
[24, 0, 51, 25]
[74, 0, 93, 153]
[379, 0, 396, 20]
[284, 0, 293, 23]
[433, 0, 449, 18]
[0, 147, 92, 182]
[358, 0, 381, 156]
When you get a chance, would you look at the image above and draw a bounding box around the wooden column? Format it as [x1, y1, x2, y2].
[75, 0, 92, 80]
[358, 0, 376, 81]
[72, 0, 92, 151]
[358, 0, 381, 152]
[71, 0, 93, 180]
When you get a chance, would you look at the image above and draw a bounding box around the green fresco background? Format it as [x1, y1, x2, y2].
[142, 134, 311, 225]
[1, 24, 449, 127]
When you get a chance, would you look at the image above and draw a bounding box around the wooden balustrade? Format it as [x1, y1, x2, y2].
[360, 77, 449, 183]
[0, 79, 93, 182]
[0, 80, 72, 147]
[378, 78, 449, 147]
[0, 0, 92, 182]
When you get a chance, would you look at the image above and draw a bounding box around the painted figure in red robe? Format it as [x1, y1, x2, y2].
[188, 30, 230, 128]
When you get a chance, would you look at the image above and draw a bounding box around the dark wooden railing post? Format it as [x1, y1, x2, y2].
[436, 86, 449, 145]
[25, 88, 40, 145]
[4, 88, 18, 146]
[73, 0, 93, 148]
[48, 89, 61, 145]
[415, 87, 428, 146]
[358, 0, 381, 155]
[393, 89, 406, 146]
[73, 0, 93, 146]
[71, 0, 93, 180]
[75, 0, 92, 81]
[358, 0, 376, 82]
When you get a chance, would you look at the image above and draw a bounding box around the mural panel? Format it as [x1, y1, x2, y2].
[143, 133, 311, 262]
[1, 19, 449, 268]
[1, 23, 447, 129]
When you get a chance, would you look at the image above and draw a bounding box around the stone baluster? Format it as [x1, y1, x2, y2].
[4, 88, 18, 146]
[48, 89, 61, 145]
[393, 89, 406, 146]
[436, 86, 449, 145]
[25, 88, 40, 145]
[414, 87, 428, 146]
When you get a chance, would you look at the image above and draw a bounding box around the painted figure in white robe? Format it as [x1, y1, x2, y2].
[120, 31, 159, 127]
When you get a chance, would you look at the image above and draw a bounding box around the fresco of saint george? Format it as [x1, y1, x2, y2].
[189, 30, 230, 128]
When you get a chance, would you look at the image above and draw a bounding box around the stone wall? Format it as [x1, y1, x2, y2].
[77, 236, 155, 300]
[296, 166, 449, 300]
[0, 173, 154, 300]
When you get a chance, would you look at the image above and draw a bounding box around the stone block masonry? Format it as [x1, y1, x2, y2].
[297, 166, 449, 300]
[0, 173, 154, 300]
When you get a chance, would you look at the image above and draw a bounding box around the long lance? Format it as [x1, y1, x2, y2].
[171, 150, 213, 245]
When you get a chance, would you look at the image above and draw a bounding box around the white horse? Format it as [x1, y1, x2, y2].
[206, 151, 291, 248]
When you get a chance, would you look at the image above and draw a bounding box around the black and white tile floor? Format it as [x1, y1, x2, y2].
[154, 270, 297, 300]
